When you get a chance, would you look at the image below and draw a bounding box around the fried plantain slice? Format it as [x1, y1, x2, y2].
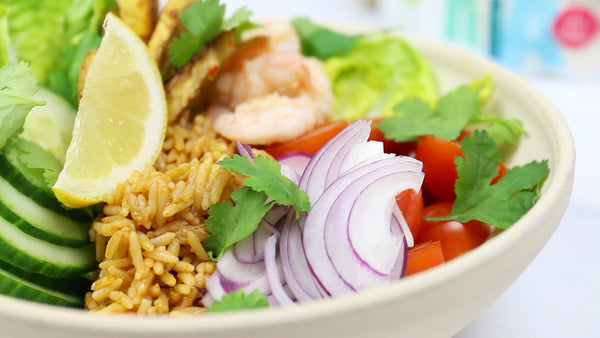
[165, 30, 236, 122]
[118, 0, 158, 42]
[147, 0, 194, 82]
[77, 50, 97, 103]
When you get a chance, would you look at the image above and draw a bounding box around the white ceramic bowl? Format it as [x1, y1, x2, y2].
[0, 27, 575, 338]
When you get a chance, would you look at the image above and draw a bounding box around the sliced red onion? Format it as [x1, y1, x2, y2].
[276, 151, 313, 178]
[279, 214, 326, 301]
[300, 120, 369, 203]
[264, 234, 296, 306]
[392, 196, 415, 247]
[303, 157, 422, 295]
[236, 140, 255, 160]
[206, 120, 425, 307]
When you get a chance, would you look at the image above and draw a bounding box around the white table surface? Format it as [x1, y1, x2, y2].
[182, 1, 600, 336]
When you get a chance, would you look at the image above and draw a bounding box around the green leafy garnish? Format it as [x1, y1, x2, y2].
[0, 5, 9, 67]
[4, 0, 114, 90]
[324, 33, 438, 121]
[0, 62, 45, 150]
[45, 0, 115, 105]
[218, 155, 310, 216]
[168, 0, 253, 68]
[378, 85, 480, 142]
[430, 130, 550, 228]
[206, 289, 269, 313]
[15, 138, 62, 188]
[204, 155, 310, 260]
[291, 17, 360, 59]
[378, 78, 527, 146]
[204, 186, 272, 260]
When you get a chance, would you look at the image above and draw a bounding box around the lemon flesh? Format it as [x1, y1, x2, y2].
[53, 13, 167, 208]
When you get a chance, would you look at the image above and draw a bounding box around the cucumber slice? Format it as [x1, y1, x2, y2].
[21, 87, 76, 165]
[0, 258, 89, 308]
[0, 214, 96, 278]
[0, 142, 90, 222]
[0, 176, 90, 247]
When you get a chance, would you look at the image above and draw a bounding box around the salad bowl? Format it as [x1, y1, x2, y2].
[0, 25, 575, 338]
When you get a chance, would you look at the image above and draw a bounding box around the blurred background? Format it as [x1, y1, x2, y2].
[187, 0, 600, 337]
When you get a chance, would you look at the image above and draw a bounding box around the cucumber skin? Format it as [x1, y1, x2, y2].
[0, 197, 90, 247]
[0, 218, 97, 278]
[0, 150, 90, 223]
[0, 258, 90, 308]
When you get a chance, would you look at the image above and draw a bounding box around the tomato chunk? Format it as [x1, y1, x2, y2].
[263, 121, 348, 158]
[415, 134, 507, 203]
[405, 241, 445, 276]
[395, 189, 424, 238]
[369, 119, 416, 156]
[415, 135, 462, 202]
[416, 202, 491, 260]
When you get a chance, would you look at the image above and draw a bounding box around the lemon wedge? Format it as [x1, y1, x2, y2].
[53, 13, 167, 208]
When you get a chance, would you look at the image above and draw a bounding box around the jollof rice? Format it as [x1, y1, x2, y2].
[84, 115, 238, 315]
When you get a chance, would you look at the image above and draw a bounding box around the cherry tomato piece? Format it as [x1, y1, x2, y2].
[415, 135, 462, 202]
[405, 241, 445, 276]
[263, 121, 348, 158]
[417, 202, 491, 261]
[369, 119, 416, 156]
[395, 189, 424, 238]
[491, 162, 506, 185]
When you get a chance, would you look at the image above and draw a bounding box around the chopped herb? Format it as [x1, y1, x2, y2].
[429, 130, 550, 228]
[218, 155, 310, 217]
[206, 289, 269, 313]
[15, 138, 62, 188]
[168, 0, 254, 68]
[291, 17, 360, 59]
[204, 154, 310, 260]
[378, 78, 527, 146]
[204, 186, 272, 260]
[0, 62, 45, 150]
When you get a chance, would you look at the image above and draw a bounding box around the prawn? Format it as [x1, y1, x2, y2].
[207, 21, 334, 145]
[208, 94, 317, 145]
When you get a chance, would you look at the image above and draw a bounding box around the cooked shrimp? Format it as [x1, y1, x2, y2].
[213, 51, 334, 122]
[208, 94, 317, 145]
[242, 20, 301, 53]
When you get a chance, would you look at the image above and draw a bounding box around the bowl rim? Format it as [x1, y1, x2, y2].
[0, 24, 576, 333]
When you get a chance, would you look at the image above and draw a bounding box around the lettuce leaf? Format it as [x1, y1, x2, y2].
[5, 0, 115, 104]
[324, 33, 438, 121]
[0, 62, 45, 150]
[0, 5, 9, 67]
[4, 0, 73, 82]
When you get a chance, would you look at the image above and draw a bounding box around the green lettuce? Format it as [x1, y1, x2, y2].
[0, 5, 9, 67]
[324, 33, 438, 121]
[4, 0, 115, 105]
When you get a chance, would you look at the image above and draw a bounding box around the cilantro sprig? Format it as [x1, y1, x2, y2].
[206, 289, 269, 313]
[430, 130, 550, 228]
[378, 78, 527, 146]
[204, 155, 310, 260]
[0, 62, 45, 150]
[291, 17, 360, 59]
[168, 0, 254, 68]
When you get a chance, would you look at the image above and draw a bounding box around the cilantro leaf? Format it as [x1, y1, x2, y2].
[221, 6, 253, 31]
[15, 137, 62, 188]
[379, 85, 480, 142]
[168, 0, 254, 68]
[0, 62, 45, 150]
[206, 289, 269, 313]
[218, 154, 310, 217]
[378, 77, 527, 146]
[291, 17, 360, 59]
[430, 130, 550, 228]
[204, 186, 273, 260]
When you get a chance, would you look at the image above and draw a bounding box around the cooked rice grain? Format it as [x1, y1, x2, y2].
[85, 115, 235, 314]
